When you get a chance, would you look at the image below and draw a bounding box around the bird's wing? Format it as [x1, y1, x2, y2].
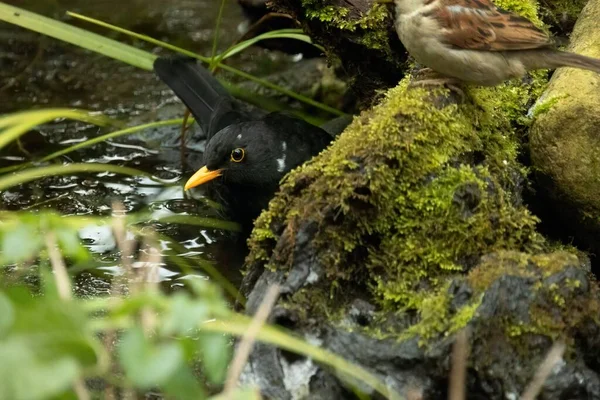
[154, 57, 248, 140]
[262, 112, 332, 158]
[433, 0, 553, 51]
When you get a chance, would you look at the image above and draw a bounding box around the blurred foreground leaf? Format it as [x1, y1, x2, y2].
[0, 288, 100, 400]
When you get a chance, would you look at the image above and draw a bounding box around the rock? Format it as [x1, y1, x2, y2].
[235, 0, 600, 396]
[530, 0, 600, 256]
[269, 0, 407, 102]
[241, 250, 600, 399]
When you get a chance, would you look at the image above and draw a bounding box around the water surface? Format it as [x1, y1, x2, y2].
[0, 0, 301, 295]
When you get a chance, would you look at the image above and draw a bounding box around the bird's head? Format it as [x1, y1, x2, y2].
[184, 121, 287, 191]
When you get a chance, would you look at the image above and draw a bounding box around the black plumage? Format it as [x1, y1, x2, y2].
[154, 56, 334, 226]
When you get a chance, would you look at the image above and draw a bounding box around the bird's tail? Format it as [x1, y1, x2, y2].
[522, 50, 600, 75]
[154, 56, 241, 138]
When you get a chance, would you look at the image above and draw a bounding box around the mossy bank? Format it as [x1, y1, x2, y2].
[246, 65, 552, 329]
[241, 0, 600, 397]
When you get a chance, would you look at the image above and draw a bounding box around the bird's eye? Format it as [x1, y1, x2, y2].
[230, 148, 245, 163]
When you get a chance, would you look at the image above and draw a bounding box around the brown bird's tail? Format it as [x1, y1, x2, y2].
[521, 50, 600, 75]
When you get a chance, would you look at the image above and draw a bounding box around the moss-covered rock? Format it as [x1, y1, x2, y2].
[239, 0, 600, 398]
[530, 0, 600, 255]
[244, 248, 600, 399]
[270, 0, 407, 102]
[245, 65, 549, 324]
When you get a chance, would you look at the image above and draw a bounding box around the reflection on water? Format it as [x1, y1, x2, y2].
[0, 0, 293, 295]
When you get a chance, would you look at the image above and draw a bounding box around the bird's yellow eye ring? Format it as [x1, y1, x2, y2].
[230, 148, 245, 162]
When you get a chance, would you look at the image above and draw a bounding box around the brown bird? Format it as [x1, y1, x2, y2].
[388, 0, 600, 86]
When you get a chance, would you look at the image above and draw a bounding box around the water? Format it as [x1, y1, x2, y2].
[0, 0, 303, 296]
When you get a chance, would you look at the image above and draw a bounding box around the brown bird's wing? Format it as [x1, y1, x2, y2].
[432, 0, 553, 51]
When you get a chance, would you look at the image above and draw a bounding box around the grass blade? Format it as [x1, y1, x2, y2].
[0, 109, 115, 150]
[216, 30, 323, 62]
[0, 118, 192, 175]
[203, 316, 402, 400]
[155, 215, 240, 232]
[209, 0, 228, 71]
[0, 3, 155, 70]
[66, 12, 346, 117]
[0, 163, 164, 191]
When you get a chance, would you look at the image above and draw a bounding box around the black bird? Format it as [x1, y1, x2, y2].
[153, 57, 335, 226]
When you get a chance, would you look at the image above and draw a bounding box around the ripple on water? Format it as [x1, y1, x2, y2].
[0, 0, 304, 295]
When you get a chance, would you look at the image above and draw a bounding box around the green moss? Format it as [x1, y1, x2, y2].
[494, 0, 541, 26]
[462, 250, 600, 343]
[301, 1, 392, 52]
[400, 285, 483, 343]
[530, 94, 567, 118]
[248, 73, 549, 341]
[467, 251, 580, 294]
[245, 0, 598, 347]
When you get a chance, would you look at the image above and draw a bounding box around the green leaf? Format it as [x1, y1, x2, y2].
[40, 265, 61, 302]
[162, 364, 207, 400]
[119, 327, 184, 388]
[0, 118, 188, 175]
[154, 215, 241, 232]
[0, 3, 155, 70]
[1, 223, 42, 264]
[0, 338, 79, 400]
[198, 332, 231, 385]
[66, 12, 346, 117]
[0, 293, 14, 336]
[0, 287, 100, 400]
[0, 109, 114, 150]
[55, 226, 90, 263]
[160, 293, 210, 336]
[216, 30, 322, 62]
[6, 289, 100, 367]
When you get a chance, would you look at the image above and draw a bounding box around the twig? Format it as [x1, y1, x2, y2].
[111, 202, 134, 296]
[406, 388, 424, 400]
[44, 232, 72, 301]
[102, 330, 117, 400]
[106, 202, 133, 398]
[111, 202, 134, 269]
[222, 285, 281, 396]
[45, 233, 90, 400]
[139, 238, 161, 334]
[73, 378, 91, 400]
[448, 328, 470, 400]
[520, 341, 566, 400]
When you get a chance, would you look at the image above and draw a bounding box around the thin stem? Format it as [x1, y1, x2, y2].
[0, 119, 188, 175]
[0, 163, 166, 192]
[222, 285, 280, 395]
[66, 12, 346, 117]
[44, 232, 72, 300]
[448, 329, 469, 400]
[209, 0, 228, 72]
[520, 341, 566, 400]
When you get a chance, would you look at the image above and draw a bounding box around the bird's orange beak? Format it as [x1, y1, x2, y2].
[184, 166, 223, 190]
